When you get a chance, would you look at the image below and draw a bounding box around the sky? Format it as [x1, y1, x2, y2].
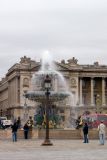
[0, 0, 107, 78]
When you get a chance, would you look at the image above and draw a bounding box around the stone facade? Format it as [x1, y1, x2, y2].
[0, 56, 107, 125]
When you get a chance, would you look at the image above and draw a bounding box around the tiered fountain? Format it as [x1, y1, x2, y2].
[25, 51, 74, 145]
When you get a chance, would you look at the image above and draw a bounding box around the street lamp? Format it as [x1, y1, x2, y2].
[42, 74, 53, 146]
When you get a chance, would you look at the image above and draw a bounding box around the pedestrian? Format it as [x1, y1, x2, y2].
[98, 120, 106, 145]
[23, 123, 29, 139]
[11, 122, 18, 142]
[16, 117, 21, 129]
[83, 122, 89, 143]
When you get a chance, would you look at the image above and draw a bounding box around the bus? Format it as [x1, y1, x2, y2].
[82, 114, 107, 128]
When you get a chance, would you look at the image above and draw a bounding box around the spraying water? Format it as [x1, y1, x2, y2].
[32, 51, 69, 93]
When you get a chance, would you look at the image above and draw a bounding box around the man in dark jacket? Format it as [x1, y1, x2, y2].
[11, 122, 18, 142]
[83, 122, 89, 143]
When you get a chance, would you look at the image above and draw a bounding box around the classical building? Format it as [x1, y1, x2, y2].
[0, 56, 107, 125]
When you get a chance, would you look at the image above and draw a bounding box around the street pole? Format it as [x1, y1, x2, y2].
[42, 75, 53, 146]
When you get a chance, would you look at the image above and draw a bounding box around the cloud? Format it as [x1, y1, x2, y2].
[0, 0, 107, 78]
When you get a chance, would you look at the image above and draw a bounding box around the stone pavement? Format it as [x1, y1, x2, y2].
[0, 139, 107, 160]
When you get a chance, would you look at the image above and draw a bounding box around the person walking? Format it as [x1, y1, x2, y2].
[98, 121, 106, 145]
[83, 122, 89, 143]
[11, 122, 18, 142]
[23, 123, 29, 139]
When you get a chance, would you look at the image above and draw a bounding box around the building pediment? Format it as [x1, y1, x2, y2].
[30, 64, 41, 71]
[55, 62, 71, 71]
[31, 60, 82, 72]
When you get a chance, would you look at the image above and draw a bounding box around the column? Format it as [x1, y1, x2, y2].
[79, 78, 83, 106]
[91, 77, 94, 106]
[15, 76, 19, 105]
[102, 77, 106, 106]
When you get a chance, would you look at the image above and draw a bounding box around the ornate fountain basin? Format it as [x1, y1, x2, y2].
[25, 91, 69, 103]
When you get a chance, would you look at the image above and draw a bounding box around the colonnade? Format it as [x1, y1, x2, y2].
[79, 77, 106, 106]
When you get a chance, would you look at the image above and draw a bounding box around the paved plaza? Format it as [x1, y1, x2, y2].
[0, 139, 106, 160]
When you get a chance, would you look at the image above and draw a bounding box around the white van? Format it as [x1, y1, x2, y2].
[0, 117, 12, 128]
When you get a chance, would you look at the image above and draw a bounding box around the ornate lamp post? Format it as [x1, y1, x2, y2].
[42, 74, 53, 146]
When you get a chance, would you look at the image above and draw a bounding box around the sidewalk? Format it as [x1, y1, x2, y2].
[0, 139, 106, 160]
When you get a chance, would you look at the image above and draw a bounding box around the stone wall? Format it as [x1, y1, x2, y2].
[0, 128, 105, 140]
[0, 129, 12, 140]
[38, 129, 100, 139]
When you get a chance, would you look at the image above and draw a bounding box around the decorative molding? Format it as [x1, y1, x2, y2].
[71, 78, 77, 87]
[20, 56, 31, 64]
[67, 57, 78, 66]
[23, 78, 29, 87]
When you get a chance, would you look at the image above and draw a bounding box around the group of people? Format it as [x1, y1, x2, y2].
[11, 117, 106, 144]
[82, 120, 106, 145]
[11, 122, 29, 142]
[11, 117, 33, 142]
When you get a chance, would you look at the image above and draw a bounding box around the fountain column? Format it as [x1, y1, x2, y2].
[91, 77, 94, 106]
[102, 77, 106, 106]
[79, 78, 83, 106]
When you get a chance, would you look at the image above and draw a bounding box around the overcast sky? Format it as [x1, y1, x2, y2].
[0, 0, 107, 78]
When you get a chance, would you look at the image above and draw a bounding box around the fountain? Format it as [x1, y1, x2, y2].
[24, 51, 75, 144]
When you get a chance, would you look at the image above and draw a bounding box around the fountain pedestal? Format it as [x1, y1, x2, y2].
[42, 139, 53, 146]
